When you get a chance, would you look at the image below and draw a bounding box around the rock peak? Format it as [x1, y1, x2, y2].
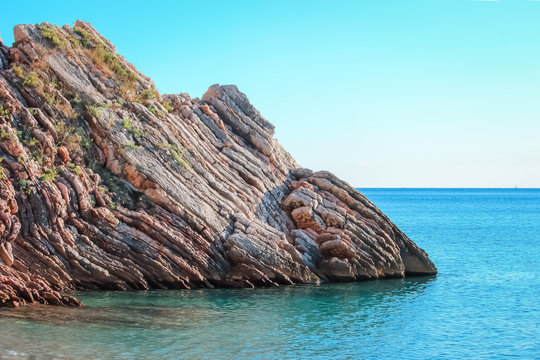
[0, 21, 435, 307]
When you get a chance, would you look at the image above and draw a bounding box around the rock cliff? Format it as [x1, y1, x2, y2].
[0, 21, 436, 307]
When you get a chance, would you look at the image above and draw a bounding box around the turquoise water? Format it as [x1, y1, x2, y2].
[0, 189, 538, 359]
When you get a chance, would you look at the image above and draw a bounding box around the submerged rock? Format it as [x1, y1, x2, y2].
[0, 21, 436, 307]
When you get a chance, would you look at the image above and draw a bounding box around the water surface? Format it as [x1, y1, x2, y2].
[0, 188, 538, 359]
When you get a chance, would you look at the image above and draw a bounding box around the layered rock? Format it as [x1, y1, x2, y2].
[0, 21, 436, 307]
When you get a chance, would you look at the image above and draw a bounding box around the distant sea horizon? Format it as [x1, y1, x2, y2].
[358, 187, 539, 189]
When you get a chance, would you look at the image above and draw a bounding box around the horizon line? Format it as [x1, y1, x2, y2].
[355, 187, 540, 189]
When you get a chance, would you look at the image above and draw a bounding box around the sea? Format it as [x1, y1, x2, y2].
[0, 188, 538, 359]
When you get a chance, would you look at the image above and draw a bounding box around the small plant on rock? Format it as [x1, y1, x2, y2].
[147, 105, 164, 118]
[40, 25, 65, 48]
[165, 143, 189, 169]
[122, 118, 132, 131]
[0, 105, 9, 120]
[73, 26, 91, 48]
[18, 179, 27, 190]
[0, 129, 9, 140]
[87, 105, 100, 117]
[0, 162, 6, 182]
[23, 73, 39, 87]
[142, 89, 155, 100]
[12, 66, 23, 78]
[80, 136, 91, 149]
[162, 101, 174, 111]
[67, 162, 82, 175]
[40, 168, 58, 182]
[45, 94, 56, 105]
[55, 122, 90, 151]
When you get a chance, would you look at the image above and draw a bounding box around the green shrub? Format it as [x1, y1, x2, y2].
[122, 118, 132, 131]
[90, 44, 136, 84]
[45, 94, 56, 105]
[80, 136, 91, 149]
[87, 105, 99, 117]
[31, 153, 43, 165]
[166, 144, 189, 169]
[162, 101, 174, 111]
[74, 25, 136, 85]
[73, 26, 91, 48]
[55, 122, 89, 151]
[73, 26, 91, 39]
[66, 162, 82, 175]
[23, 73, 38, 87]
[98, 102, 112, 109]
[71, 95, 81, 105]
[12, 66, 23, 78]
[40, 25, 65, 48]
[148, 105, 164, 118]
[18, 179, 28, 191]
[121, 118, 145, 138]
[143, 89, 155, 100]
[0, 105, 9, 120]
[40, 168, 58, 181]
[132, 128, 143, 137]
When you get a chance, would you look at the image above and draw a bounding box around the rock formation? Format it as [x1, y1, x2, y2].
[0, 21, 436, 307]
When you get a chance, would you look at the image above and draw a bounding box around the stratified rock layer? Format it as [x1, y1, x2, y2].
[0, 21, 436, 307]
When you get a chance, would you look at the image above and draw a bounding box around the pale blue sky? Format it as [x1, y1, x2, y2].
[2, 0, 539, 187]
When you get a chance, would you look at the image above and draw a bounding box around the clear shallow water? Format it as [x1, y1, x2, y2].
[0, 188, 538, 359]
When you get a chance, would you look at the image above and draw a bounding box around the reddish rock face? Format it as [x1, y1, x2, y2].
[56, 146, 70, 164]
[0, 21, 436, 307]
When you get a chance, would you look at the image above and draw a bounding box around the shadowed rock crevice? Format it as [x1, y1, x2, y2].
[0, 21, 435, 307]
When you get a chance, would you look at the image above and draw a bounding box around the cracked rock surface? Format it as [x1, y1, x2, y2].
[0, 21, 436, 307]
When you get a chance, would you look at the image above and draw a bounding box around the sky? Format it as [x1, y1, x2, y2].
[1, 0, 539, 187]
